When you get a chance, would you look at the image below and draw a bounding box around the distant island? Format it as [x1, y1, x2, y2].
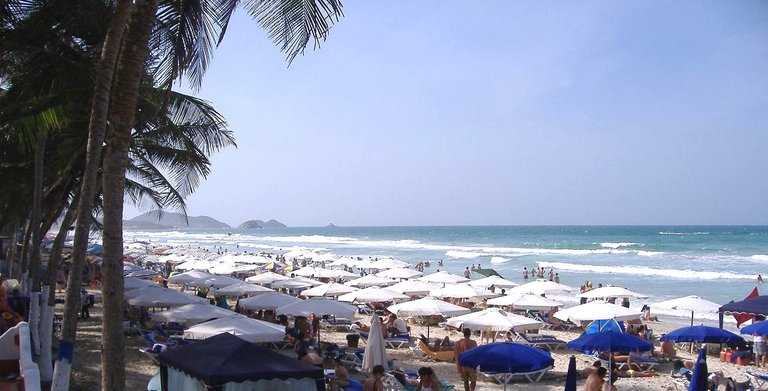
[124, 211, 230, 229]
[326, 223, 337, 228]
[238, 219, 287, 229]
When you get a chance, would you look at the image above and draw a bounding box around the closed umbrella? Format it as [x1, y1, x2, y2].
[361, 314, 387, 373]
[689, 348, 708, 391]
[458, 342, 554, 390]
[564, 355, 577, 391]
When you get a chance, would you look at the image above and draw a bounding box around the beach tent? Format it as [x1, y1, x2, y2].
[719, 295, 768, 328]
[583, 319, 625, 335]
[183, 316, 286, 342]
[157, 333, 324, 390]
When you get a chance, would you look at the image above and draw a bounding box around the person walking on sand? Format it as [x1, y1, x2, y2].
[455, 328, 478, 391]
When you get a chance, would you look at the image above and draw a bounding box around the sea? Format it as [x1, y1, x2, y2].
[122, 225, 768, 325]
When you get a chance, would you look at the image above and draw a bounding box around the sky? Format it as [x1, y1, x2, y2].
[125, 1, 768, 227]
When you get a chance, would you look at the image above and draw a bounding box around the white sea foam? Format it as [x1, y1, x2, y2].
[537, 261, 755, 281]
[752, 254, 768, 262]
[445, 250, 485, 259]
[599, 242, 638, 249]
[490, 256, 510, 264]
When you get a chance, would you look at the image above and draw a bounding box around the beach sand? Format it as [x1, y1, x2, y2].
[63, 296, 758, 391]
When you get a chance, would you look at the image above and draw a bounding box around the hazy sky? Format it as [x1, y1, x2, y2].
[125, 1, 768, 227]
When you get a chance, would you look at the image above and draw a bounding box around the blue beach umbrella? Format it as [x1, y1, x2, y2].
[568, 331, 652, 390]
[741, 320, 768, 336]
[689, 348, 708, 391]
[458, 342, 554, 390]
[660, 325, 744, 344]
[564, 355, 577, 391]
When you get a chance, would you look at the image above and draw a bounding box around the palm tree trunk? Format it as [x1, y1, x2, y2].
[101, 2, 158, 389]
[51, 1, 134, 389]
[28, 132, 46, 357]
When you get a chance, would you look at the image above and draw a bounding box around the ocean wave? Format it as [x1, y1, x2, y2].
[599, 242, 638, 249]
[659, 232, 710, 235]
[537, 261, 755, 281]
[445, 250, 485, 259]
[490, 256, 510, 264]
[752, 254, 768, 262]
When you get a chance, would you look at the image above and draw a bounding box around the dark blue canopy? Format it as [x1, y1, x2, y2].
[458, 342, 554, 374]
[719, 295, 768, 327]
[158, 333, 323, 387]
[660, 325, 743, 344]
[568, 331, 652, 353]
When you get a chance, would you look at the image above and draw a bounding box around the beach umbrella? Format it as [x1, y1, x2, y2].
[337, 287, 409, 303]
[487, 293, 562, 311]
[237, 292, 301, 311]
[446, 308, 543, 333]
[689, 348, 709, 391]
[151, 303, 239, 325]
[741, 320, 768, 336]
[123, 262, 144, 273]
[270, 277, 322, 289]
[577, 286, 648, 299]
[124, 276, 156, 291]
[553, 301, 642, 323]
[183, 316, 286, 343]
[418, 271, 469, 284]
[127, 269, 160, 279]
[188, 275, 243, 289]
[653, 295, 721, 326]
[345, 275, 395, 287]
[216, 282, 274, 297]
[208, 263, 260, 275]
[312, 268, 360, 279]
[276, 297, 357, 319]
[659, 325, 743, 344]
[361, 314, 387, 373]
[567, 331, 653, 391]
[299, 282, 357, 297]
[376, 268, 423, 279]
[430, 284, 497, 300]
[387, 297, 471, 338]
[458, 343, 554, 390]
[175, 259, 213, 271]
[508, 279, 572, 296]
[373, 258, 411, 269]
[468, 275, 519, 289]
[167, 270, 213, 283]
[564, 355, 577, 391]
[245, 271, 290, 285]
[386, 280, 440, 296]
[127, 287, 208, 307]
[292, 266, 320, 277]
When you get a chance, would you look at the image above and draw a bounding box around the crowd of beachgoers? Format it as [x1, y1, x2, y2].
[58, 242, 768, 390]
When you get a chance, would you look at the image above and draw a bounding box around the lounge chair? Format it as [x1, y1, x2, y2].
[385, 334, 411, 349]
[416, 339, 455, 362]
[321, 317, 353, 331]
[514, 333, 566, 351]
[481, 365, 553, 383]
[671, 374, 689, 390]
[747, 371, 768, 390]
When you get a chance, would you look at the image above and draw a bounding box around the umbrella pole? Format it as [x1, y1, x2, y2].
[690, 310, 694, 326]
[608, 357, 612, 390]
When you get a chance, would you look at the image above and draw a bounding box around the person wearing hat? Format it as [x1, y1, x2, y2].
[80, 288, 90, 319]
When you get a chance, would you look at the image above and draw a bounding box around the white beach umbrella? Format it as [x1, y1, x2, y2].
[376, 268, 423, 279]
[124, 276, 156, 291]
[487, 293, 563, 311]
[373, 258, 411, 269]
[151, 303, 238, 325]
[238, 292, 302, 310]
[216, 253, 273, 264]
[208, 263, 260, 275]
[245, 271, 290, 285]
[468, 275, 519, 289]
[418, 271, 470, 284]
[387, 297, 471, 318]
[292, 266, 319, 277]
[430, 284, 497, 300]
[299, 283, 358, 297]
[345, 275, 395, 287]
[183, 315, 286, 342]
[123, 263, 144, 273]
[312, 268, 360, 280]
[271, 276, 323, 289]
[446, 308, 544, 332]
[361, 314, 387, 373]
[127, 270, 160, 279]
[216, 282, 274, 297]
[126, 287, 207, 307]
[188, 275, 243, 289]
[508, 279, 573, 296]
[167, 270, 212, 283]
[276, 297, 357, 318]
[387, 280, 441, 296]
[158, 253, 192, 264]
[174, 259, 212, 271]
[653, 295, 721, 325]
[338, 287, 409, 303]
[553, 301, 642, 323]
[577, 286, 648, 299]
